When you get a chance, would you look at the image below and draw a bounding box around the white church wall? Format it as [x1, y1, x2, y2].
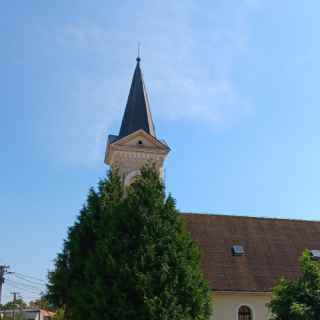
[212, 291, 272, 320]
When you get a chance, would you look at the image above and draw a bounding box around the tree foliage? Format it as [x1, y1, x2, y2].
[269, 250, 320, 320]
[47, 166, 212, 320]
[1, 298, 26, 320]
[2, 298, 27, 310]
[29, 294, 54, 311]
[52, 308, 65, 320]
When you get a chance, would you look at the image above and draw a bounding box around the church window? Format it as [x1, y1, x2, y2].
[238, 305, 252, 320]
[138, 140, 143, 145]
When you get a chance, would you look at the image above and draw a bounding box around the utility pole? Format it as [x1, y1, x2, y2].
[11, 292, 18, 303]
[10, 292, 19, 320]
[0, 265, 9, 305]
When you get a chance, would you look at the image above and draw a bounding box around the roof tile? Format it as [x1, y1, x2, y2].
[182, 213, 320, 292]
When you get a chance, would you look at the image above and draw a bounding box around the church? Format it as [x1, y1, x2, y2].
[105, 57, 320, 320]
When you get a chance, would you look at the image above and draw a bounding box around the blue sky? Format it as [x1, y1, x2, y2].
[1, 0, 320, 302]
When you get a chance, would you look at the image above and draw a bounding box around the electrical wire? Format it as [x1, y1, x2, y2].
[6, 275, 45, 289]
[2, 271, 46, 304]
[9, 274, 46, 289]
[5, 279, 44, 295]
[12, 272, 46, 284]
[4, 284, 40, 295]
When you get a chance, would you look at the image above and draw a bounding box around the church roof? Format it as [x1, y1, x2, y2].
[119, 58, 155, 139]
[182, 213, 320, 292]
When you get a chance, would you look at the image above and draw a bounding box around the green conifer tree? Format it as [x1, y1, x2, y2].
[47, 166, 212, 320]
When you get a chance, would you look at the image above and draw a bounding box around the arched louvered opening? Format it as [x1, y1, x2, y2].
[238, 305, 252, 320]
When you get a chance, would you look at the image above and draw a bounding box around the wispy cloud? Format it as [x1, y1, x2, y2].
[46, 0, 258, 166]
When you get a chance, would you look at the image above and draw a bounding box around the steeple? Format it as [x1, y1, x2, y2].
[118, 57, 155, 138]
[105, 57, 170, 186]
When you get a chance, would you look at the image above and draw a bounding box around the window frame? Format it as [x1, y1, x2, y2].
[236, 304, 255, 320]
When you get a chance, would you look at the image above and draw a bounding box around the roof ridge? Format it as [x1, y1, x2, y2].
[181, 212, 320, 223]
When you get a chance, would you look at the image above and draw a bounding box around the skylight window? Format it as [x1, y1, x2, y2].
[310, 250, 320, 261]
[232, 245, 245, 256]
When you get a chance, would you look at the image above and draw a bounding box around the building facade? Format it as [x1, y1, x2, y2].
[1, 309, 54, 320]
[105, 58, 320, 320]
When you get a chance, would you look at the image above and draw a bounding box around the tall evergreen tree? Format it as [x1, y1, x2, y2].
[47, 166, 212, 320]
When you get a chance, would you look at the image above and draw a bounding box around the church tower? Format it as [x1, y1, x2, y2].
[105, 57, 170, 185]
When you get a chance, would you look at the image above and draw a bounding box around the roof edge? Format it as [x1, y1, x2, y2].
[111, 129, 170, 151]
[212, 289, 272, 294]
[181, 212, 320, 223]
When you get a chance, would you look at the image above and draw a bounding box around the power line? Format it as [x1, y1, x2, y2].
[5, 286, 42, 296]
[6, 278, 44, 290]
[12, 272, 45, 284]
[5, 280, 43, 295]
[2, 293, 12, 301]
[11, 273, 46, 287]
[7, 276, 45, 290]
[0, 268, 46, 305]
[4, 286, 39, 297]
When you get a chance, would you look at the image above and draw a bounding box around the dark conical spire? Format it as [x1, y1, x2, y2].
[119, 58, 155, 138]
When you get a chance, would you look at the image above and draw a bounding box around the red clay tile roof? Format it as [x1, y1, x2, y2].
[182, 213, 320, 292]
[40, 309, 55, 317]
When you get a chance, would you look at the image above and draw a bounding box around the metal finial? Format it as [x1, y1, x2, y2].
[137, 42, 141, 62]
